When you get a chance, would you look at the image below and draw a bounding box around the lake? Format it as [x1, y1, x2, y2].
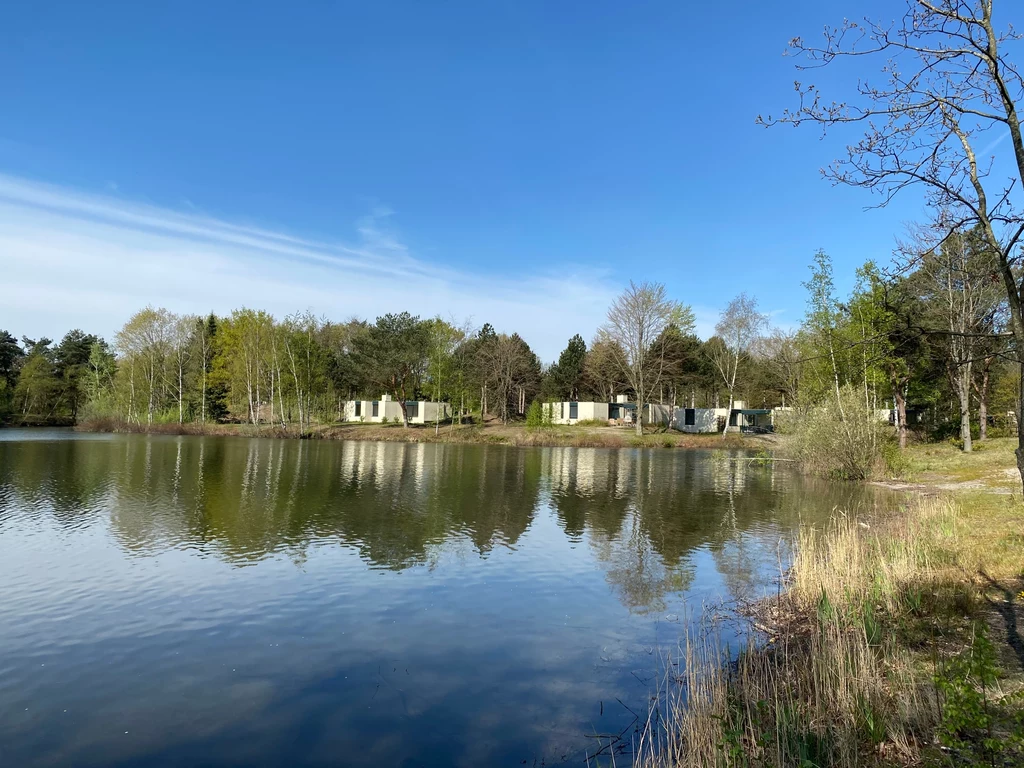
[0, 429, 889, 767]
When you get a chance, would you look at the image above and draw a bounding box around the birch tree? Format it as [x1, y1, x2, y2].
[760, 0, 1024, 484]
[116, 307, 173, 424]
[191, 315, 217, 423]
[707, 294, 768, 434]
[218, 309, 274, 425]
[913, 227, 1003, 451]
[170, 314, 197, 424]
[598, 281, 694, 435]
[584, 339, 627, 404]
[425, 317, 465, 434]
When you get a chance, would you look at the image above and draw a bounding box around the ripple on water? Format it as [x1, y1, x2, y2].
[0, 434, 897, 768]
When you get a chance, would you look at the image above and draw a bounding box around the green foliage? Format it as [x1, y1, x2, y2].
[0, 330, 23, 387]
[788, 385, 901, 481]
[854, 693, 888, 747]
[353, 312, 429, 418]
[423, 317, 465, 418]
[525, 400, 544, 427]
[935, 623, 999, 755]
[880, 440, 909, 478]
[14, 350, 59, 419]
[548, 334, 587, 400]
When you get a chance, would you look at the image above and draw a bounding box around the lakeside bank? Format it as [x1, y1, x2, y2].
[638, 438, 1024, 768]
[74, 417, 770, 451]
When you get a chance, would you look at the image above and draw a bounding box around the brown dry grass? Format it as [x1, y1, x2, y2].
[635, 489, 1024, 768]
[78, 416, 765, 451]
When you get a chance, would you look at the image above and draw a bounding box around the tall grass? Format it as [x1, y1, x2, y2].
[635, 495, 1024, 767]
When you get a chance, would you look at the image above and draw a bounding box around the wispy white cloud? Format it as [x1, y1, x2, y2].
[0, 174, 626, 361]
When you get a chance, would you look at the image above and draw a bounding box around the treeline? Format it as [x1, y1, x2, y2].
[0, 307, 788, 431]
[793, 235, 1016, 452]
[1, 232, 1015, 444]
[0, 309, 546, 429]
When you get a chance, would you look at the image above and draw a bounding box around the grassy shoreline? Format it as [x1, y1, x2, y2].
[638, 439, 1024, 767]
[74, 416, 769, 451]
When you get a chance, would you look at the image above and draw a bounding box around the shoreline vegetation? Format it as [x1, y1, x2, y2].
[72, 415, 768, 451]
[638, 439, 1024, 768]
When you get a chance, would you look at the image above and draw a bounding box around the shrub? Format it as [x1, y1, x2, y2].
[788, 385, 902, 481]
[525, 400, 544, 427]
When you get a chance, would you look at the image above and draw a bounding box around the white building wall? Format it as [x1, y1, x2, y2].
[646, 404, 674, 426]
[673, 407, 729, 433]
[409, 402, 450, 424]
[544, 402, 610, 425]
[342, 400, 374, 422]
[342, 398, 450, 424]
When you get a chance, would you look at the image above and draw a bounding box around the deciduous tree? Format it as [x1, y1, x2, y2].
[598, 281, 694, 434]
[761, 0, 1024, 483]
[707, 295, 768, 434]
[353, 312, 429, 427]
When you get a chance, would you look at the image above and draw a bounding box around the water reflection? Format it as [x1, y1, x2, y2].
[1, 436, 857, 588]
[0, 431, 892, 768]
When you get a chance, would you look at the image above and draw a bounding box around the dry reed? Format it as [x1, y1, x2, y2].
[634, 494, 1023, 768]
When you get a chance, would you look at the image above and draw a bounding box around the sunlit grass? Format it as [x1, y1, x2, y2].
[635, 445, 1024, 768]
[904, 437, 1020, 488]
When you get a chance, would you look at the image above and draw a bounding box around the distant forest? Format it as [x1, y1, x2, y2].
[1, 238, 1017, 445]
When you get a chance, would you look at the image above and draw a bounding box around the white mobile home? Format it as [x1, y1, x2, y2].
[544, 401, 610, 424]
[343, 394, 451, 424]
[673, 401, 774, 434]
[675, 407, 729, 433]
[542, 398, 775, 433]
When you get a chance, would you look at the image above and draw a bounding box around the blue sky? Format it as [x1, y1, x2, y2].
[0, 1, 940, 361]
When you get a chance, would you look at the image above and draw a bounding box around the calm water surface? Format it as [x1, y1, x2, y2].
[0, 429, 890, 767]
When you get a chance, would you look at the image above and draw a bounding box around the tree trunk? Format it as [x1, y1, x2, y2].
[974, 357, 992, 442]
[399, 390, 410, 428]
[948, 363, 973, 453]
[959, 384, 972, 453]
[270, 367, 276, 428]
[277, 369, 286, 430]
[893, 381, 908, 451]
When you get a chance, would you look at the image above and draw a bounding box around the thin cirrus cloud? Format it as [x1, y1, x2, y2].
[0, 174, 627, 362]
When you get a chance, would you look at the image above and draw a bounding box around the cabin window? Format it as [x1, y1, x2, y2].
[372, 401, 379, 418]
[610, 404, 619, 419]
[406, 402, 419, 418]
[684, 408, 695, 426]
[728, 411, 738, 427]
[569, 402, 578, 420]
[560, 403, 564, 419]
[354, 401, 361, 417]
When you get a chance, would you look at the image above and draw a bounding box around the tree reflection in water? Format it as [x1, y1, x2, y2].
[1, 435, 887, 614]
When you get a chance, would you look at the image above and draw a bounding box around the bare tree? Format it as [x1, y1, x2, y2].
[707, 294, 768, 434]
[911, 226, 1002, 451]
[478, 333, 539, 424]
[757, 328, 802, 408]
[170, 313, 197, 424]
[584, 339, 627, 403]
[760, 0, 1024, 482]
[598, 281, 694, 435]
